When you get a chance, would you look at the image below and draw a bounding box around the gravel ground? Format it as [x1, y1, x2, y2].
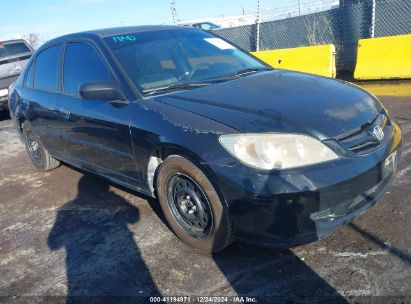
[0, 84, 410, 303]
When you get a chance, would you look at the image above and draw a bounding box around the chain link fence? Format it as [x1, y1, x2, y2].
[375, 0, 411, 36]
[214, 0, 411, 73]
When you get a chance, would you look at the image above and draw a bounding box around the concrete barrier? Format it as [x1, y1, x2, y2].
[251, 44, 336, 78]
[354, 34, 411, 80]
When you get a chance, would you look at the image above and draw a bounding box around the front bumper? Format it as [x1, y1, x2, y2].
[209, 123, 402, 247]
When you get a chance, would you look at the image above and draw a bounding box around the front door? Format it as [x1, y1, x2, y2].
[58, 41, 138, 185]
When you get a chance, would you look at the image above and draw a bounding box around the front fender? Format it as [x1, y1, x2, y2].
[129, 99, 239, 195]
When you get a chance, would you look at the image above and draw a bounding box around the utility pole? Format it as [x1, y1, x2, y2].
[298, 0, 301, 16]
[170, 0, 178, 24]
[256, 0, 261, 51]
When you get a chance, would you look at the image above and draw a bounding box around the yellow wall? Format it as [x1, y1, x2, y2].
[251, 44, 336, 78]
[354, 34, 411, 80]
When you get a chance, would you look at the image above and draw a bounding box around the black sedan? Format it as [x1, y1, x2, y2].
[8, 26, 402, 252]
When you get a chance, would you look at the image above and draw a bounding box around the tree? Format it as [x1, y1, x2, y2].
[22, 33, 42, 50]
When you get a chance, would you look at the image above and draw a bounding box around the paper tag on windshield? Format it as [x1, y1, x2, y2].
[204, 38, 235, 50]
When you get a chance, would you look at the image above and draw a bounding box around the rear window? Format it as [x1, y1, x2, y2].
[0, 42, 31, 59]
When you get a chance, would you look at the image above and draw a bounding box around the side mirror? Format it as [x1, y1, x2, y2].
[79, 82, 126, 101]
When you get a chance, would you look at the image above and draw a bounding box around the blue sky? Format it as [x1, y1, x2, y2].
[0, 0, 297, 41]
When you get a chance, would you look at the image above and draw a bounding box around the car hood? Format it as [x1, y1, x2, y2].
[154, 70, 382, 139]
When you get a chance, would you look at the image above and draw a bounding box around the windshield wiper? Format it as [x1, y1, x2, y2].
[211, 67, 272, 82]
[142, 68, 272, 95]
[143, 81, 212, 95]
[231, 67, 269, 77]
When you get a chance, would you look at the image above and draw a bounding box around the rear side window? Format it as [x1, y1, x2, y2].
[34, 44, 63, 92]
[4, 42, 31, 56]
[25, 61, 35, 88]
[63, 42, 112, 96]
[0, 42, 31, 59]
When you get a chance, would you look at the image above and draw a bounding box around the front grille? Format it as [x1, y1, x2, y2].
[336, 111, 391, 155]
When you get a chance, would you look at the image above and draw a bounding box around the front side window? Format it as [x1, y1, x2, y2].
[63, 42, 112, 96]
[34, 44, 63, 91]
[104, 29, 266, 94]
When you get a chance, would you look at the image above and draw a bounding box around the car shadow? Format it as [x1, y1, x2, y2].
[48, 167, 347, 302]
[206, 176, 347, 301]
[47, 174, 160, 303]
[212, 243, 347, 303]
[349, 223, 411, 266]
[146, 184, 347, 302]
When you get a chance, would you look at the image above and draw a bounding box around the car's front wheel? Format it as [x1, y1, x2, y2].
[23, 124, 60, 171]
[156, 155, 233, 252]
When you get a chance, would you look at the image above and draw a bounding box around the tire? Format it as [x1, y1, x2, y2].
[23, 124, 60, 171]
[156, 155, 234, 252]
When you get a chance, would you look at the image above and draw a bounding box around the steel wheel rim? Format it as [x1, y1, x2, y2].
[27, 131, 42, 165]
[165, 173, 213, 239]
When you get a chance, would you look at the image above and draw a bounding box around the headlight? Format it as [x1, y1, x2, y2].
[219, 133, 338, 170]
[0, 88, 8, 97]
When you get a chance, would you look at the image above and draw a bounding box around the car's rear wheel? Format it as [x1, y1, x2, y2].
[156, 155, 233, 252]
[23, 124, 60, 171]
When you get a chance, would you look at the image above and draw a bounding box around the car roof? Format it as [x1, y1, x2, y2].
[87, 25, 189, 37]
[39, 25, 195, 51]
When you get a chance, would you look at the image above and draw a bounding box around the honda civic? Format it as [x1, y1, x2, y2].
[8, 26, 402, 252]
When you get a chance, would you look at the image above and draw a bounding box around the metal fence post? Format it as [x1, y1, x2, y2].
[170, 0, 178, 24]
[256, 0, 261, 51]
[371, 0, 376, 38]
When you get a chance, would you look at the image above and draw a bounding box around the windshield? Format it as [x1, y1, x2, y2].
[104, 29, 266, 94]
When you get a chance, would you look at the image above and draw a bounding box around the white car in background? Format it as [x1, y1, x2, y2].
[0, 39, 33, 110]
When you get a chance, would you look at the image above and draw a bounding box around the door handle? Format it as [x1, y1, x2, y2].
[109, 99, 129, 107]
[59, 107, 71, 119]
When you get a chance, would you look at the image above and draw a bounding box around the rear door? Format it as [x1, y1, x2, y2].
[23, 44, 65, 153]
[58, 41, 138, 185]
